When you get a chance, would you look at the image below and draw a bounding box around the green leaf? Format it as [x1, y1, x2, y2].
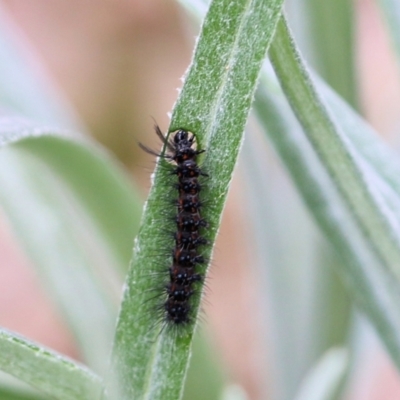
[0, 118, 142, 373]
[270, 17, 400, 279]
[0, 327, 102, 400]
[301, 0, 358, 108]
[0, 372, 46, 400]
[107, 0, 284, 398]
[315, 76, 400, 204]
[266, 17, 400, 366]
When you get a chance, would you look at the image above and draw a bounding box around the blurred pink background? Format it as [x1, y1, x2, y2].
[0, 0, 400, 399]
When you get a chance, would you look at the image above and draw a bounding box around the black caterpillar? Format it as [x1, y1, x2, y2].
[140, 125, 207, 326]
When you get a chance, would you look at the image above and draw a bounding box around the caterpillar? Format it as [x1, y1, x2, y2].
[140, 125, 208, 327]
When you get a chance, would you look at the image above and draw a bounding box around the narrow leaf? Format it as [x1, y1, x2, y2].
[304, 0, 357, 108]
[0, 328, 102, 400]
[0, 118, 142, 373]
[266, 17, 400, 366]
[270, 16, 400, 295]
[108, 0, 284, 398]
